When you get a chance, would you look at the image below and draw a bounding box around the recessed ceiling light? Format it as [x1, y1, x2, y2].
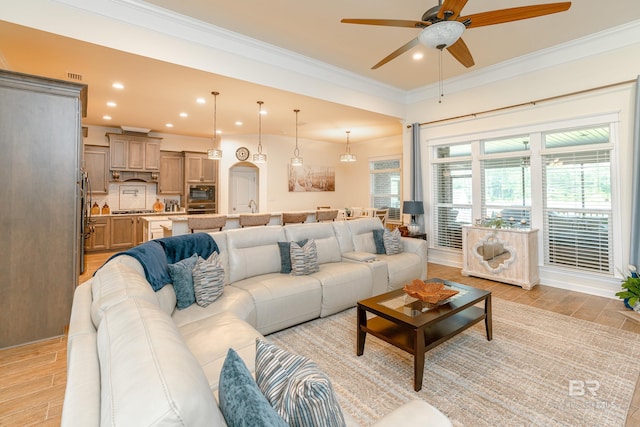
[102, 115, 112, 120]
[179, 112, 188, 117]
[235, 121, 243, 126]
[112, 82, 124, 90]
[260, 110, 267, 115]
[216, 130, 222, 134]
[106, 101, 117, 107]
[413, 52, 424, 60]
[196, 97, 206, 104]
[166, 123, 174, 128]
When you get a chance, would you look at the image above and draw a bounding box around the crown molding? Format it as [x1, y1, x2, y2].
[406, 19, 640, 104]
[51, 0, 407, 116]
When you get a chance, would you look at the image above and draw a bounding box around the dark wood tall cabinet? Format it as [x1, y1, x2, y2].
[0, 70, 86, 348]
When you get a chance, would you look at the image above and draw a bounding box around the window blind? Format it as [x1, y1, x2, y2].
[369, 159, 401, 221]
[542, 150, 612, 272]
[432, 160, 472, 249]
[480, 156, 531, 223]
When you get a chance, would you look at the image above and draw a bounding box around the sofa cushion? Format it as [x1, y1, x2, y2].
[372, 229, 386, 254]
[284, 222, 342, 264]
[227, 226, 286, 283]
[167, 253, 198, 309]
[277, 239, 308, 274]
[96, 298, 224, 426]
[347, 218, 384, 254]
[219, 348, 288, 427]
[382, 228, 403, 255]
[90, 261, 161, 328]
[193, 253, 225, 307]
[290, 239, 320, 276]
[255, 339, 346, 427]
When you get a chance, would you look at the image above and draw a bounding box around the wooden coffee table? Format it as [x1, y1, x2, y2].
[356, 279, 492, 391]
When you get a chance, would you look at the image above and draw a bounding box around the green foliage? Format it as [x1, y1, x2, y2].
[615, 276, 640, 307]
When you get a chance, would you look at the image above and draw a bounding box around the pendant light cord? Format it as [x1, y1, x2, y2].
[294, 109, 300, 156]
[257, 101, 263, 154]
[212, 91, 219, 146]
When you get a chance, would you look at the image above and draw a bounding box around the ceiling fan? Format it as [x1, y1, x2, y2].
[342, 0, 571, 69]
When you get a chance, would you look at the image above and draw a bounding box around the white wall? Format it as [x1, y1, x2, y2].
[403, 41, 640, 297]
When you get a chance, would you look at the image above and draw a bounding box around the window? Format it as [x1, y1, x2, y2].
[432, 144, 472, 249]
[369, 158, 401, 221]
[542, 126, 612, 272]
[481, 136, 531, 225]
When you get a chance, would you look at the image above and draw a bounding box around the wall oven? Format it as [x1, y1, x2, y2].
[187, 184, 216, 214]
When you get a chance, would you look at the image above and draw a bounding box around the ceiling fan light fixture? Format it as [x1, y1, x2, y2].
[418, 20, 465, 49]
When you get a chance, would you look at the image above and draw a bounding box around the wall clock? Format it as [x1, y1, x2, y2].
[236, 146, 250, 161]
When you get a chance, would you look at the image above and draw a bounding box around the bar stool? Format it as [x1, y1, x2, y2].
[282, 212, 308, 225]
[188, 215, 227, 233]
[239, 213, 271, 227]
[316, 209, 338, 222]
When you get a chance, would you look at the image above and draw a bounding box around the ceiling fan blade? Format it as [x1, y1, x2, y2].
[341, 18, 430, 29]
[372, 38, 420, 69]
[438, 0, 469, 20]
[446, 37, 475, 68]
[459, 2, 571, 29]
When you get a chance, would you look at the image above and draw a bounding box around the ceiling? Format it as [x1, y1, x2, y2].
[1, 0, 639, 143]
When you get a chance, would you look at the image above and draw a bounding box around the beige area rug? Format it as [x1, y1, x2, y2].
[268, 299, 640, 427]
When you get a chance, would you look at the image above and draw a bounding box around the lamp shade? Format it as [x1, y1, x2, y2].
[418, 21, 465, 49]
[403, 201, 424, 215]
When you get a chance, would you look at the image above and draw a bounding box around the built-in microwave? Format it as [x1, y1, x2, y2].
[187, 185, 216, 214]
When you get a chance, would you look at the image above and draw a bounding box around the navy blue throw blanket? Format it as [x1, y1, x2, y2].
[97, 233, 218, 291]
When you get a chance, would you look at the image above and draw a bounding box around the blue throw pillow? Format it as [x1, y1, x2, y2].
[219, 348, 287, 427]
[167, 253, 198, 309]
[277, 239, 308, 274]
[372, 229, 386, 255]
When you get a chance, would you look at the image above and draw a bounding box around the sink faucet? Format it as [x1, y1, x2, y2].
[248, 199, 257, 213]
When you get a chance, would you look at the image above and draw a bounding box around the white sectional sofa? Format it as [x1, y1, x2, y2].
[62, 218, 451, 426]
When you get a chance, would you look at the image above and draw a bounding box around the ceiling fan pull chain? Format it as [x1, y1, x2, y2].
[439, 49, 444, 104]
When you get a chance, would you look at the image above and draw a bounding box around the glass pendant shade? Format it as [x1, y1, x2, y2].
[253, 100, 267, 163]
[291, 109, 303, 166]
[340, 130, 357, 162]
[418, 21, 465, 49]
[208, 91, 222, 159]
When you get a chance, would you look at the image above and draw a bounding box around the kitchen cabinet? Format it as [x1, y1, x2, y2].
[159, 151, 184, 195]
[135, 215, 145, 246]
[108, 133, 161, 172]
[461, 225, 539, 290]
[110, 215, 137, 249]
[84, 216, 110, 251]
[184, 151, 217, 183]
[0, 70, 86, 348]
[84, 145, 109, 195]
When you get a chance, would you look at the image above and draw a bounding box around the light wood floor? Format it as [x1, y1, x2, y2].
[1, 253, 640, 425]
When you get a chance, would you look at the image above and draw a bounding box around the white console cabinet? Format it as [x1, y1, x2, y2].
[461, 225, 539, 290]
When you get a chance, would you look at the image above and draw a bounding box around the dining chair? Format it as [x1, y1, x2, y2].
[350, 207, 363, 218]
[373, 208, 389, 226]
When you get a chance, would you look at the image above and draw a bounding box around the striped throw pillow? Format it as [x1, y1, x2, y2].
[192, 252, 224, 307]
[255, 339, 346, 427]
[290, 239, 320, 276]
[382, 228, 403, 255]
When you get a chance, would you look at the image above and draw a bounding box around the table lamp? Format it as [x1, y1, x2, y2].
[403, 201, 424, 234]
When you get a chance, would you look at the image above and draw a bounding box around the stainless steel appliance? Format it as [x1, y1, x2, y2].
[187, 184, 216, 214]
[79, 169, 91, 274]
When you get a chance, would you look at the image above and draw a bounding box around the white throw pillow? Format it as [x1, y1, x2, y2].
[192, 252, 224, 307]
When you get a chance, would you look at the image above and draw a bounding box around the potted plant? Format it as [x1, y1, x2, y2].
[616, 265, 640, 311]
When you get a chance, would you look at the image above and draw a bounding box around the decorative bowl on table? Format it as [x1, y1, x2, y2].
[403, 279, 459, 304]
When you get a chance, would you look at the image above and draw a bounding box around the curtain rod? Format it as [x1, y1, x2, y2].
[409, 78, 637, 128]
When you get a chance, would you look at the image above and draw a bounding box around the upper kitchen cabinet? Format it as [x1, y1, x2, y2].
[107, 133, 161, 172]
[84, 145, 109, 195]
[0, 70, 86, 348]
[159, 151, 184, 195]
[184, 151, 217, 183]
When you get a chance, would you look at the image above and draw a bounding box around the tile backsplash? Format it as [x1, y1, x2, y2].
[91, 183, 180, 212]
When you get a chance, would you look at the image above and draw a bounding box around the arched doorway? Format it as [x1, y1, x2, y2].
[229, 162, 259, 214]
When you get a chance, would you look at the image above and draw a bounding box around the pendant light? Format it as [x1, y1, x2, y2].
[340, 130, 357, 162]
[252, 101, 267, 164]
[291, 109, 303, 167]
[207, 91, 222, 160]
